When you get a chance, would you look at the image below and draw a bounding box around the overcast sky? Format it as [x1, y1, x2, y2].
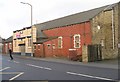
[0, 0, 119, 39]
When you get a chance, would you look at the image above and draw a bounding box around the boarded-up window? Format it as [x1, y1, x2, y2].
[58, 37, 62, 48]
[74, 34, 81, 48]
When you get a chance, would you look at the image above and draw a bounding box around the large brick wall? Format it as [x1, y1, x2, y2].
[91, 4, 119, 59]
[42, 22, 92, 58]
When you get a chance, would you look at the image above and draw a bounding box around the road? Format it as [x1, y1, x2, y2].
[0, 54, 118, 81]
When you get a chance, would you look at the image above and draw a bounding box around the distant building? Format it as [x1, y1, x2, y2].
[2, 36, 13, 54]
[0, 36, 3, 53]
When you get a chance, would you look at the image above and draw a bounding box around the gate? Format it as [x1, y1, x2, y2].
[88, 44, 102, 62]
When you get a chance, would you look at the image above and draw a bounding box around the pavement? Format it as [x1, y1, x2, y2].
[11, 54, 119, 69]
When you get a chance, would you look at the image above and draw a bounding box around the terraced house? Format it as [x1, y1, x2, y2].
[12, 2, 120, 62]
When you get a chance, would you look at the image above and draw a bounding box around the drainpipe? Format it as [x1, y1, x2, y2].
[112, 8, 115, 49]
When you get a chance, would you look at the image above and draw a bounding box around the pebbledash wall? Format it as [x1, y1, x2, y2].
[91, 3, 119, 59]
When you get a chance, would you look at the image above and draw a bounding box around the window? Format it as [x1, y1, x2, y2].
[9, 43, 12, 49]
[58, 37, 63, 48]
[28, 38, 31, 47]
[74, 34, 81, 48]
[47, 44, 51, 49]
[52, 44, 55, 49]
[34, 45, 36, 49]
[38, 44, 40, 49]
[14, 40, 17, 47]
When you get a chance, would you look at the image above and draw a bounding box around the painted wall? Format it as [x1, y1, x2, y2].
[13, 26, 36, 55]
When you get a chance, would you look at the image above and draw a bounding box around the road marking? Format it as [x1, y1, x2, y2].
[43, 67, 52, 70]
[0, 67, 10, 71]
[13, 61, 20, 64]
[8, 60, 20, 64]
[8, 60, 10, 61]
[27, 64, 52, 70]
[27, 64, 43, 69]
[67, 72, 113, 81]
[0, 72, 23, 74]
[9, 72, 24, 81]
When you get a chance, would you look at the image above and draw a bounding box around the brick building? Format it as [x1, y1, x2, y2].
[0, 36, 3, 53]
[2, 36, 13, 54]
[11, 2, 119, 62]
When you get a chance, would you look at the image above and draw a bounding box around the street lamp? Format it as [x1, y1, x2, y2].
[21, 2, 33, 57]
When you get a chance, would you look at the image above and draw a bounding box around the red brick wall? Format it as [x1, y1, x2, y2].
[34, 44, 44, 57]
[2, 42, 13, 54]
[42, 21, 92, 58]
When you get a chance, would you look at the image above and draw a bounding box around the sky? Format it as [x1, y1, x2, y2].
[0, 0, 120, 39]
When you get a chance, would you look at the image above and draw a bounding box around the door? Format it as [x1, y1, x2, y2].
[20, 45, 25, 55]
[88, 44, 102, 62]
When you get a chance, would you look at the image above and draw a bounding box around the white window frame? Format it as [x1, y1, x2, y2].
[47, 44, 51, 49]
[74, 34, 81, 48]
[58, 36, 63, 48]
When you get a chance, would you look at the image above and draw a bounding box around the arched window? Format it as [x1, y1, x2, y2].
[74, 34, 81, 48]
[58, 36, 63, 48]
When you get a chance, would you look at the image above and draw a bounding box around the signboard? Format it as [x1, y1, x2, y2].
[16, 32, 21, 38]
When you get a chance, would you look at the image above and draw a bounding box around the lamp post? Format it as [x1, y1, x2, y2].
[21, 2, 33, 56]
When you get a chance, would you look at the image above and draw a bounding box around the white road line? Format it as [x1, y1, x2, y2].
[13, 61, 20, 64]
[9, 72, 24, 81]
[43, 67, 52, 70]
[0, 67, 10, 71]
[0, 72, 23, 74]
[8, 60, 10, 61]
[8, 60, 20, 64]
[27, 64, 52, 70]
[67, 72, 113, 81]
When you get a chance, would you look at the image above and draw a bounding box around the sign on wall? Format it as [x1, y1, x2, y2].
[16, 32, 21, 38]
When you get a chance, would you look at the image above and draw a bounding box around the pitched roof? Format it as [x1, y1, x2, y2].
[34, 37, 58, 44]
[35, 2, 118, 39]
[4, 36, 13, 43]
[35, 5, 109, 38]
[0, 36, 2, 43]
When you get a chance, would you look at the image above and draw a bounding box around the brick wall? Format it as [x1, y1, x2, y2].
[42, 22, 92, 58]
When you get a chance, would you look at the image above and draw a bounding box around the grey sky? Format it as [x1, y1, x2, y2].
[0, 0, 119, 39]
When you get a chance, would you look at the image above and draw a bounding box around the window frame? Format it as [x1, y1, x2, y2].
[58, 36, 63, 48]
[28, 38, 31, 47]
[74, 34, 81, 48]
